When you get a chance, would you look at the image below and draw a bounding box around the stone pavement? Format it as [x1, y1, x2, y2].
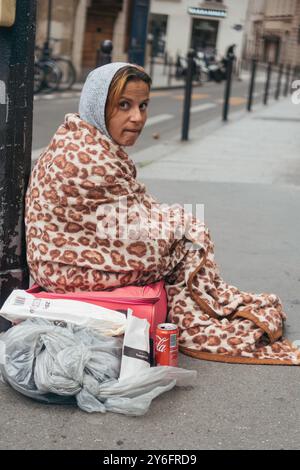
[1, 96, 300, 451]
[136, 97, 300, 185]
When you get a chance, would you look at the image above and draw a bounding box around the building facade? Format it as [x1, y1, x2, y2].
[243, 0, 300, 65]
[148, 0, 249, 63]
[35, 0, 151, 80]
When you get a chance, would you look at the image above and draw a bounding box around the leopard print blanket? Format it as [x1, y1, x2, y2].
[25, 113, 300, 365]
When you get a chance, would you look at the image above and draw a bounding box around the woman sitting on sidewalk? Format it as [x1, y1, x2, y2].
[25, 62, 300, 366]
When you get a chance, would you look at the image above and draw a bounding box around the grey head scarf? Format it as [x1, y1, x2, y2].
[78, 62, 131, 140]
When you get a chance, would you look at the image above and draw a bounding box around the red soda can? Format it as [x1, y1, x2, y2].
[155, 323, 178, 366]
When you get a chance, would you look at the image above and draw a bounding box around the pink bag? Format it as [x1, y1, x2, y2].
[26, 280, 168, 343]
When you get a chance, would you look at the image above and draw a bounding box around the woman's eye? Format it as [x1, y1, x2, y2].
[119, 101, 129, 109]
[140, 102, 148, 111]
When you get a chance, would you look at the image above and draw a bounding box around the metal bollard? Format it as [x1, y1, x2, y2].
[283, 64, 291, 97]
[41, 0, 52, 60]
[96, 39, 113, 67]
[149, 54, 155, 80]
[181, 49, 195, 141]
[163, 51, 168, 76]
[247, 58, 257, 112]
[293, 65, 300, 82]
[167, 57, 172, 87]
[222, 56, 234, 121]
[263, 62, 272, 105]
[275, 63, 283, 100]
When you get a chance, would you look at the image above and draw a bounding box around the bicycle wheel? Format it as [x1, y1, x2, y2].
[34, 63, 43, 94]
[54, 58, 76, 91]
[40, 60, 61, 93]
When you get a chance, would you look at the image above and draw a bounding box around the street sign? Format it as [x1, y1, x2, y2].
[188, 7, 227, 19]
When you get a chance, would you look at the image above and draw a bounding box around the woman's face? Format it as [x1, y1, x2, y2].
[106, 79, 150, 146]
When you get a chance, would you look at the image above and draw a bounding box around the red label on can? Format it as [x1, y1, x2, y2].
[155, 323, 178, 367]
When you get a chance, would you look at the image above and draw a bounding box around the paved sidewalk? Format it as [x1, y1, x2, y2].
[34, 63, 261, 103]
[145, 61, 248, 89]
[137, 97, 300, 186]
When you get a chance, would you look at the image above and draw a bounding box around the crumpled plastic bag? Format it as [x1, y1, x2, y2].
[0, 318, 196, 415]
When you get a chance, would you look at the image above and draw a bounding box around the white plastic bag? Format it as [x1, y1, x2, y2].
[97, 367, 197, 416]
[0, 319, 122, 399]
[0, 318, 197, 416]
[0, 289, 128, 336]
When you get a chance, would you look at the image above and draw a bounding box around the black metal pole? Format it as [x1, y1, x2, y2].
[181, 49, 195, 141]
[163, 51, 168, 75]
[96, 39, 113, 67]
[222, 57, 234, 121]
[284, 64, 291, 97]
[0, 0, 36, 330]
[293, 65, 299, 82]
[167, 57, 172, 87]
[247, 58, 257, 112]
[275, 63, 283, 100]
[149, 53, 154, 80]
[42, 0, 52, 59]
[263, 62, 272, 105]
[46, 0, 52, 45]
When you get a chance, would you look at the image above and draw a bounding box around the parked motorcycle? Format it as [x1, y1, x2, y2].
[175, 55, 201, 82]
[175, 50, 228, 84]
[195, 51, 225, 83]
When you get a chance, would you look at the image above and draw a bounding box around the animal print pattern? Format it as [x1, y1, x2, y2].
[25, 113, 300, 365]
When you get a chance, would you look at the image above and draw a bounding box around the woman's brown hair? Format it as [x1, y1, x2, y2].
[105, 65, 152, 123]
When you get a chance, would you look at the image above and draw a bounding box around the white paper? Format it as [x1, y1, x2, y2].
[119, 311, 150, 380]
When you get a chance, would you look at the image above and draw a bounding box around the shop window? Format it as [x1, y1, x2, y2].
[149, 13, 168, 57]
[191, 18, 219, 55]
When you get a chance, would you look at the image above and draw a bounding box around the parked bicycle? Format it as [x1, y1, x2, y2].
[34, 50, 61, 94]
[34, 38, 76, 94]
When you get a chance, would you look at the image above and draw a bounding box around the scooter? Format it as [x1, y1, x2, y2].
[175, 52, 226, 84]
[196, 51, 230, 83]
[175, 55, 201, 82]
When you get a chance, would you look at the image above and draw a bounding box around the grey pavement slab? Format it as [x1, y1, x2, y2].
[1, 182, 300, 450]
[1, 97, 300, 451]
[137, 98, 300, 185]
